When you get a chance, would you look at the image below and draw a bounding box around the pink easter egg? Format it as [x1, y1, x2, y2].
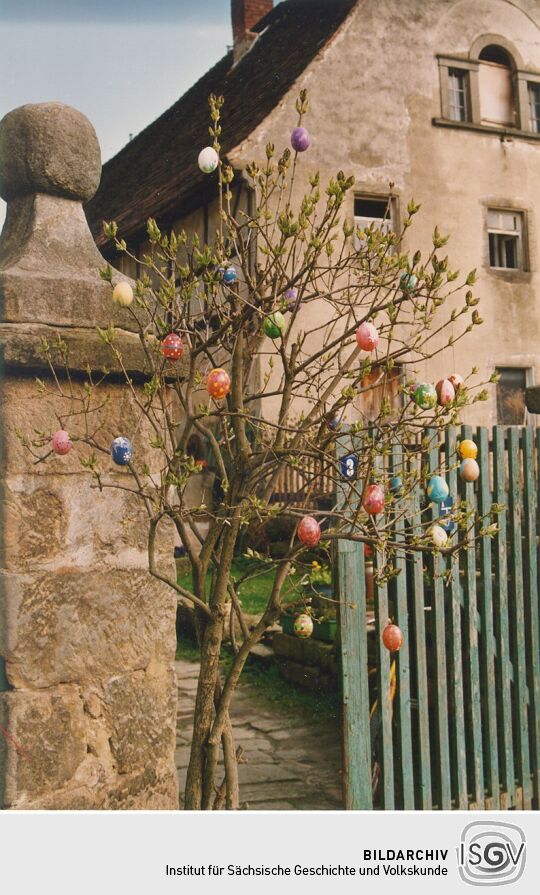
[436, 378, 455, 406]
[52, 429, 72, 456]
[297, 515, 321, 547]
[362, 484, 385, 515]
[448, 373, 464, 391]
[356, 321, 379, 351]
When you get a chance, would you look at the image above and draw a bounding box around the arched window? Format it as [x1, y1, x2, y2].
[478, 45, 515, 127]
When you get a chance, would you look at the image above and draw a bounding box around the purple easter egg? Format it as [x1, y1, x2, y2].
[285, 287, 298, 310]
[291, 127, 311, 152]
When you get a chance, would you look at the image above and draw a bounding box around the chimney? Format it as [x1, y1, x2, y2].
[231, 0, 273, 62]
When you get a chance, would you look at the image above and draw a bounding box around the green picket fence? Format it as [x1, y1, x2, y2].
[338, 425, 540, 810]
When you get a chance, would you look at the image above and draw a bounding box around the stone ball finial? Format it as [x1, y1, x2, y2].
[0, 102, 101, 203]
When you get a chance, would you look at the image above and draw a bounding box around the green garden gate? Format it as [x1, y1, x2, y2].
[338, 425, 540, 810]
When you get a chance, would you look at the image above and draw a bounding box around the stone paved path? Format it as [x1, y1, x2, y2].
[175, 659, 343, 810]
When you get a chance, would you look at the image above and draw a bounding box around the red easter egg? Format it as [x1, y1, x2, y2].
[362, 484, 385, 515]
[51, 429, 72, 455]
[382, 623, 404, 652]
[161, 332, 184, 361]
[297, 515, 321, 547]
[364, 543, 374, 559]
[356, 321, 379, 351]
[207, 368, 231, 399]
[448, 373, 464, 391]
[436, 378, 455, 406]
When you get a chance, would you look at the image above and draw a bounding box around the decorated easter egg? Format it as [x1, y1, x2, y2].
[459, 439, 477, 460]
[198, 146, 219, 173]
[448, 373, 464, 391]
[413, 383, 437, 410]
[431, 524, 449, 549]
[291, 127, 311, 152]
[112, 281, 133, 307]
[400, 272, 417, 292]
[207, 368, 231, 399]
[340, 453, 358, 480]
[364, 542, 374, 559]
[263, 312, 286, 339]
[111, 436, 133, 466]
[356, 321, 379, 351]
[363, 484, 385, 515]
[460, 458, 480, 482]
[294, 614, 314, 639]
[325, 414, 341, 432]
[427, 475, 449, 504]
[436, 378, 455, 407]
[160, 333, 183, 361]
[222, 266, 238, 285]
[51, 429, 72, 455]
[285, 287, 298, 309]
[408, 381, 422, 397]
[382, 623, 404, 652]
[297, 515, 321, 547]
[390, 475, 403, 494]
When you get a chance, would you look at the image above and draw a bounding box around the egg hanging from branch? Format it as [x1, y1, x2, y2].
[427, 475, 449, 504]
[382, 623, 404, 652]
[400, 272, 417, 292]
[294, 614, 314, 639]
[110, 436, 133, 466]
[356, 321, 379, 351]
[206, 368, 231, 399]
[431, 524, 449, 549]
[198, 146, 219, 173]
[459, 439, 478, 460]
[222, 266, 238, 286]
[263, 312, 286, 339]
[112, 281, 134, 307]
[160, 333, 184, 361]
[436, 378, 455, 406]
[51, 430, 72, 456]
[297, 515, 321, 547]
[413, 383, 437, 410]
[362, 484, 385, 515]
[448, 373, 464, 391]
[460, 458, 480, 482]
[291, 127, 311, 152]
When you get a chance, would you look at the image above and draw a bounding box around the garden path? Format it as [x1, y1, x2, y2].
[175, 658, 343, 810]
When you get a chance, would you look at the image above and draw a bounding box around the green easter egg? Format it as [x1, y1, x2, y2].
[263, 312, 286, 339]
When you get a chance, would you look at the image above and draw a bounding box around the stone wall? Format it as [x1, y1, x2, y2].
[0, 103, 178, 809]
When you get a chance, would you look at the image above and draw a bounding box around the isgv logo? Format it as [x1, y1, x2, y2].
[457, 822, 526, 887]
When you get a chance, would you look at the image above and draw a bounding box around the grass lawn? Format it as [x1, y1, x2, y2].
[177, 556, 303, 615]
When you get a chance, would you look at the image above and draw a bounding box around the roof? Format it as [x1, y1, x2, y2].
[85, 0, 357, 247]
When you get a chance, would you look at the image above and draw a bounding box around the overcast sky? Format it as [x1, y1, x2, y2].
[0, 0, 233, 224]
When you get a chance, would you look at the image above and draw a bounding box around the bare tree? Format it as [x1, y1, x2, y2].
[24, 93, 495, 810]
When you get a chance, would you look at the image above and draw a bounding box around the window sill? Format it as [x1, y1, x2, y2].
[432, 117, 540, 142]
[485, 267, 531, 283]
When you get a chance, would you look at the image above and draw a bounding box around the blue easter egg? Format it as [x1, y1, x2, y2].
[111, 436, 133, 466]
[390, 475, 403, 494]
[223, 266, 238, 285]
[340, 453, 358, 480]
[400, 272, 417, 292]
[427, 475, 449, 504]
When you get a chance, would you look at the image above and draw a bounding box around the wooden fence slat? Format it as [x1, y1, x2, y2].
[493, 425, 516, 806]
[411, 458, 432, 809]
[391, 442, 414, 809]
[461, 424, 484, 807]
[508, 427, 532, 808]
[337, 430, 373, 809]
[445, 425, 468, 809]
[477, 426, 500, 807]
[374, 557, 394, 809]
[427, 428, 452, 809]
[524, 428, 540, 807]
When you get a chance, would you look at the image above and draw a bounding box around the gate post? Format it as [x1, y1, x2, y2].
[0, 103, 178, 809]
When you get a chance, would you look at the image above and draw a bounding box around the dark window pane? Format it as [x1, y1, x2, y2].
[448, 68, 469, 122]
[528, 83, 540, 132]
[496, 367, 527, 425]
[354, 197, 388, 219]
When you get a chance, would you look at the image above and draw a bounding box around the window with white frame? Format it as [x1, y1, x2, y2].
[528, 82, 540, 132]
[448, 68, 470, 121]
[487, 209, 525, 270]
[496, 367, 529, 425]
[354, 196, 394, 249]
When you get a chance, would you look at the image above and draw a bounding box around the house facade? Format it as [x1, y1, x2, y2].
[86, 0, 540, 428]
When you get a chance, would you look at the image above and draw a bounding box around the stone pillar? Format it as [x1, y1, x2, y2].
[0, 103, 178, 809]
